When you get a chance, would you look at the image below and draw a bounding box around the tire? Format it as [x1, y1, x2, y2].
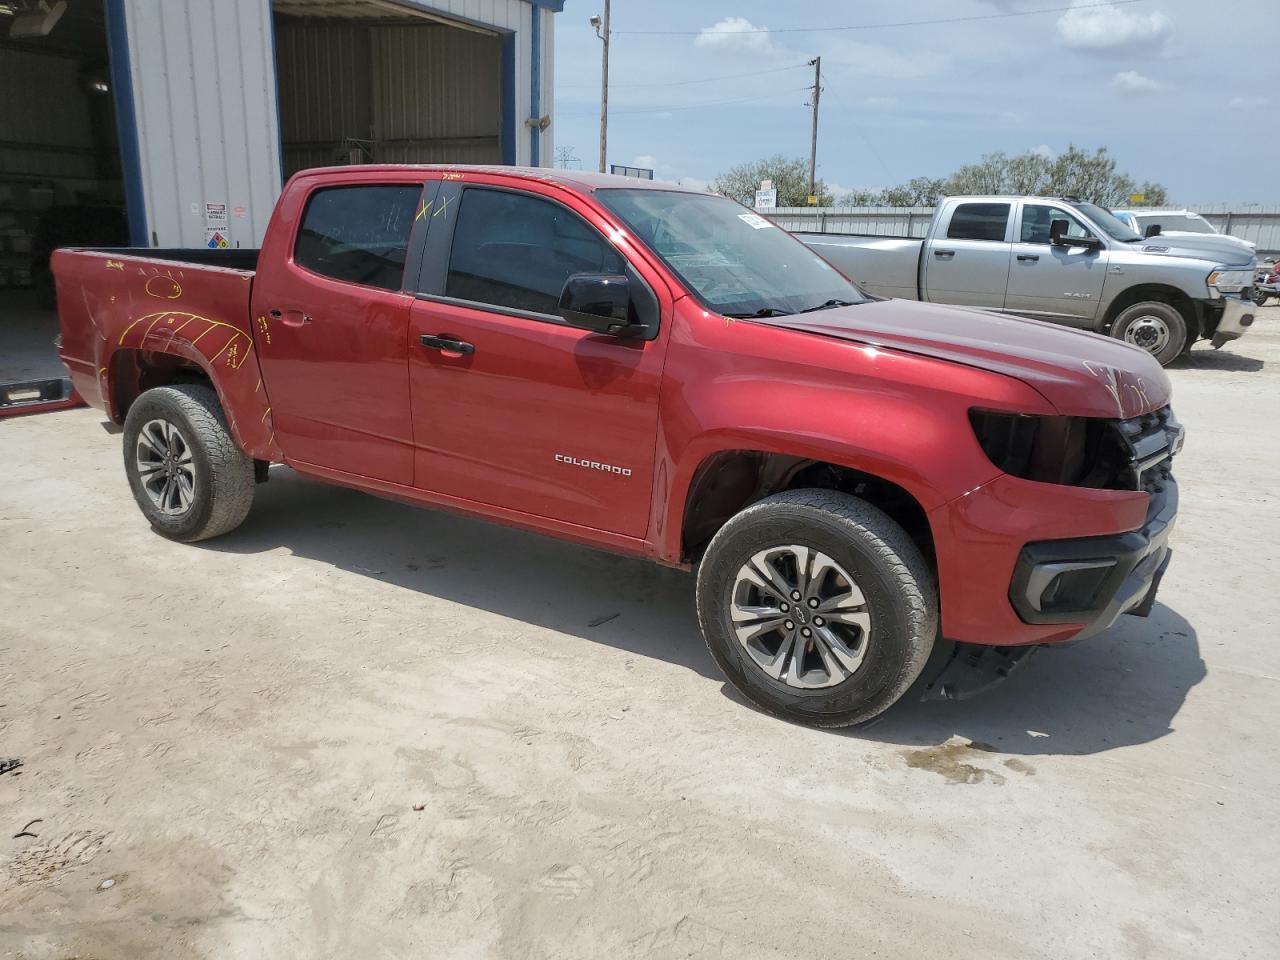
[122, 384, 254, 542]
[696, 489, 937, 728]
[1110, 300, 1187, 367]
[1252, 289, 1270, 308]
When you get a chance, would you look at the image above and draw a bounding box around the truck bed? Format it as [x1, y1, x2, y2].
[51, 246, 278, 460]
[795, 232, 923, 300]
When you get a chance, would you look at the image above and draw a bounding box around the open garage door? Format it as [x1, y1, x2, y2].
[273, 0, 506, 178]
[0, 0, 129, 387]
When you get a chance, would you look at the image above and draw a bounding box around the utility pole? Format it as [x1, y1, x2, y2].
[807, 56, 821, 202]
[592, 1, 611, 173]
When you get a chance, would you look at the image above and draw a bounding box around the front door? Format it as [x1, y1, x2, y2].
[406, 184, 667, 538]
[922, 200, 1013, 309]
[250, 180, 424, 484]
[1005, 202, 1108, 327]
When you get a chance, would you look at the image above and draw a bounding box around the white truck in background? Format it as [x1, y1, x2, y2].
[797, 196, 1258, 366]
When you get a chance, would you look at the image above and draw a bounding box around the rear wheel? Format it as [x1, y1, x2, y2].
[1252, 288, 1270, 308]
[1111, 300, 1187, 366]
[696, 489, 937, 728]
[122, 384, 254, 542]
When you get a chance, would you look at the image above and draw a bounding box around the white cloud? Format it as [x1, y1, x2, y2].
[654, 111, 674, 121]
[1056, 0, 1171, 52]
[632, 154, 658, 170]
[694, 17, 775, 55]
[999, 110, 1025, 125]
[1110, 70, 1167, 94]
[862, 96, 900, 109]
[1032, 144, 1054, 159]
[1229, 95, 1265, 110]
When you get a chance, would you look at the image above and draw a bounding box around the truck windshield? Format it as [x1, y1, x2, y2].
[597, 189, 868, 317]
[1071, 202, 1143, 242]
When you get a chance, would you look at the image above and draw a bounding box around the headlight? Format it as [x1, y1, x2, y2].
[1207, 268, 1253, 292]
[969, 411, 1094, 486]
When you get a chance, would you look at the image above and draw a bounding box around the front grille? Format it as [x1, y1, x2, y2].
[1113, 405, 1180, 494]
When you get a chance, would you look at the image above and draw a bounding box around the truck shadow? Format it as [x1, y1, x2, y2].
[1175, 350, 1264, 372]
[204, 469, 1204, 756]
[852, 603, 1205, 757]
[199, 467, 718, 679]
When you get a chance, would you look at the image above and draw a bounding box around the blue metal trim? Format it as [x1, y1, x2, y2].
[268, 8, 285, 184]
[103, 0, 147, 246]
[527, 0, 565, 10]
[501, 31, 516, 165]
[529, 8, 541, 166]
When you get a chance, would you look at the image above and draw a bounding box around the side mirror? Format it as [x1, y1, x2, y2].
[558, 273, 641, 337]
[1144, 224, 1162, 238]
[1050, 218, 1102, 251]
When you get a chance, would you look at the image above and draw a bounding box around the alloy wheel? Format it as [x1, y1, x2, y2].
[135, 418, 196, 515]
[730, 545, 872, 689]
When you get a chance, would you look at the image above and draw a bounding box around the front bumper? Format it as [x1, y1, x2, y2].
[1210, 294, 1256, 347]
[1009, 480, 1176, 643]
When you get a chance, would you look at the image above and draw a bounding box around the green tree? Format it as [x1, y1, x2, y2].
[829, 145, 1168, 208]
[710, 155, 835, 207]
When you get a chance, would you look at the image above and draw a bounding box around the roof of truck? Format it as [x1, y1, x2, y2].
[292, 164, 707, 194]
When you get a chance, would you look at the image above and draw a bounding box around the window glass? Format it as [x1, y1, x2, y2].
[1020, 204, 1093, 244]
[597, 189, 868, 317]
[946, 203, 1010, 242]
[294, 185, 421, 291]
[445, 189, 624, 315]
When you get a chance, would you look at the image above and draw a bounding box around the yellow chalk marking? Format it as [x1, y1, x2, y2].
[261, 406, 271, 423]
[415, 198, 434, 221]
[105, 260, 124, 270]
[432, 195, 452, 218]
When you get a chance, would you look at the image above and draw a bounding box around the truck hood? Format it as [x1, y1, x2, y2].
[1130, 233, 1256, 266]
[770, 299, 1170, 420]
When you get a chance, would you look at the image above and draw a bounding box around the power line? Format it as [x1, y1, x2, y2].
[559, 86, 812, 117]
[558, 62, 810, 89]
[613, 0, 1148, 36]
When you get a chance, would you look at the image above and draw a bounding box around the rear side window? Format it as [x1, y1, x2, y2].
[947, 203, 1010, 242]
[294, 184, 421, 291]
[445, 188, 624, 316]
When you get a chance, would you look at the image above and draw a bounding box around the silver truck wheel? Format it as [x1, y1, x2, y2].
[122, 384, 255, 542]
[1111, 301, 1187, 367]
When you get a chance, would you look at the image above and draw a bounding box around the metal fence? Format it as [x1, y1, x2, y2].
[768, 205, 1280, 257]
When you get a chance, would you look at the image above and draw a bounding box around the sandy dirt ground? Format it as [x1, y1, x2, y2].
[2, 303, 1278, 959]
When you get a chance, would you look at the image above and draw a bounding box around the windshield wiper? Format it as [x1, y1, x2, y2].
[722, 307, 792, 318]
[797, 298, 858, 313]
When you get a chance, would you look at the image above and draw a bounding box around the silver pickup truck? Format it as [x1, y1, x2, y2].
[797, 196, 1257, 365]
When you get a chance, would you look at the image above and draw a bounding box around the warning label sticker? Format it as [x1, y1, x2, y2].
[205, 230, 229, 249]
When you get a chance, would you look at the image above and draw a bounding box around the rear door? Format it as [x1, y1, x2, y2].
[921, 201, 1013, 309]
[250, 178, 430, 484]
[405, 181, 669, 538]
[1005, 202, 1107, 327]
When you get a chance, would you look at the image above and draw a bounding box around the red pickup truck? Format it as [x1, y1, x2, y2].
[53, 165, 1182, 727]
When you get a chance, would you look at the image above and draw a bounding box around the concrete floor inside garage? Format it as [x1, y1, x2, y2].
[1, 310, 1278, 959]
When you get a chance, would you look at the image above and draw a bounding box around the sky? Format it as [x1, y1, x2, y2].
[551, 0, 1279, 204]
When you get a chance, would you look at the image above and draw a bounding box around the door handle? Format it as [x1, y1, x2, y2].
[933, 249, 955, 259]
[1017, 254, 1040, 262]
[282, 310, 312, 327]
[420, 334, 475, 356]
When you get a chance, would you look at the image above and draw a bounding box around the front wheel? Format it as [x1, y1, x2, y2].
[1110, 301, 1188, 367]
[122, 384, 255, 542]
[696, 489, 937, 728]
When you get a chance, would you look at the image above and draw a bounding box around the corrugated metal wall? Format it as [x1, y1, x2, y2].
[275, 19, 504, 174]
[118, 0, 554, 248]
[121, 0, 282, 248]
[0, 49, 98, 183]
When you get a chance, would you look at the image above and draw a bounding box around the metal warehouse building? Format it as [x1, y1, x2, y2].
[1, 0, 560, 294]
